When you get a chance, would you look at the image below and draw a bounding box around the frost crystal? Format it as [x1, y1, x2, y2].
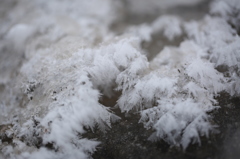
[0, 0, 240, 158]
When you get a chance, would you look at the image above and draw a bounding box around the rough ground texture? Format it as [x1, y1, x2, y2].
[87, 93, 240, 159]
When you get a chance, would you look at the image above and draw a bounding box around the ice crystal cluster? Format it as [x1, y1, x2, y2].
[0, 0, 239, 158]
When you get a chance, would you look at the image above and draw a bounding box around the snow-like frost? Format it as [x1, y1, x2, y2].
[0, 0, 124, 158]
[152, 15, 182, 41]
[210, 0, 240, 32]
[4, 35, 147, 158]
[125, 15, 183, 42]
[1, 0, 240, 158]
[186, 58, 226, 94]
[118, 41, 223, 148]
[140, 99, 213, 149]
[116, 12, 238, 147]
[184, 6, 240, 96]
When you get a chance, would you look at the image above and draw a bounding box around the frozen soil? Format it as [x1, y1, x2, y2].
[86, 93, 240, 159]
[1, 92, 240, 159]
[86, 1, 240, 159]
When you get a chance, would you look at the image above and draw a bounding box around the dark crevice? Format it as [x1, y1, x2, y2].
[142, 33, 185, 61]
